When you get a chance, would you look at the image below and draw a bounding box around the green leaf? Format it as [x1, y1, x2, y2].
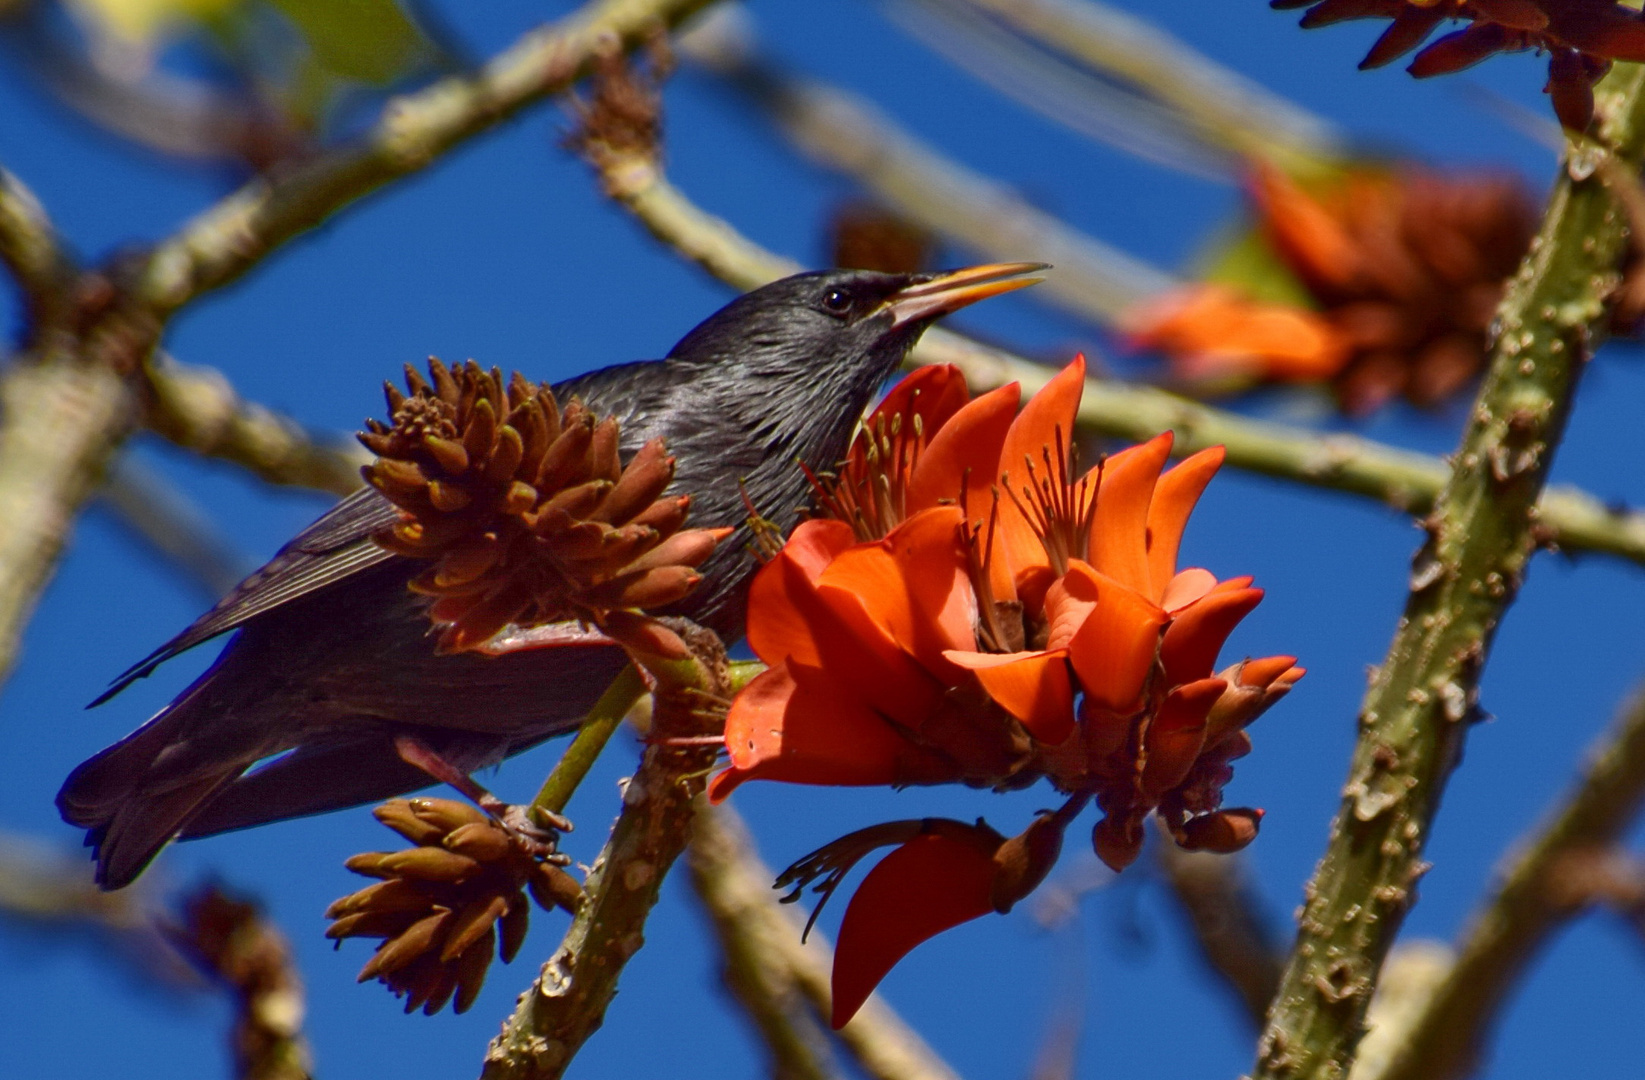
[265, 0, 427, 85]
[1193, 220, 1316, 310]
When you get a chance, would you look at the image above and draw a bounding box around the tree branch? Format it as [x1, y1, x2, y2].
[910, 0, 1344, 178]
[481, 625, 730, 1079]
[1361, 686, 1645, 1080]
[0, 166, 72, 330]
[143, 353, 365, 496]
[1154, 834, 1284, 1029]
[573, 125, 1645, 570]
[679, 19, 1173, 325]
[132, 0, 720, 319]
[687, 802, 966, 1080]
[1249, 65, 1645, 1080]
[0, 0, 719, 691]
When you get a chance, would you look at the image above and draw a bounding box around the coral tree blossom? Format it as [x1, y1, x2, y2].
[710, 358, 1301, 1025]
[1126, 162, 1535, 413]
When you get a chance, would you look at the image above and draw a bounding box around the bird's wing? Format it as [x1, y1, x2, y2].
[94, 486, 402, 703]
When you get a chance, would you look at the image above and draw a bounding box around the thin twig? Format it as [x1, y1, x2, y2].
[1363, 687, 1645, 1080]
[1250, 66, 1645, 1080]
[143, 353, 365, 496]
[575, 127, 1645, 569]
[687, 802, 965, 1080]
[0, 165, 72, 330]
[98, 457, 253, 601]
[688, 805, 840, 1080]
[679, 17, 1173, 325]
[530, 664, 648, 822]
[482, 624, 730, 1080]
[905, 0, 1344, 179]
[1154, 831, 1284, 1029]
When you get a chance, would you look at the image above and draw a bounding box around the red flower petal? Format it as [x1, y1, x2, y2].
[820, 507, 975, 676]
[1160, 586, 1264, 685]
[863, 365, 970, 452]
[997, 356, 1087, 578]
[1063, 565, 1167, 713]
[711, 661, 924, 802]
[908, 382, 1021, 517]
[944, 648, 1076, 744]
[1146, 447, 1224, 597]
[831, 830, 999, 1028]
[745, 523, 858, 668]
[1140, 677, 1227, 797]
[1159, 567, 1218, 613]
[1088, 432, 1173, 597]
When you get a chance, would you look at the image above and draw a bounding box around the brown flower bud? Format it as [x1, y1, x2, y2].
[1175, 808, 1263, 854]
[359, 359, 730, 652]
[328, 797, 586, 1015]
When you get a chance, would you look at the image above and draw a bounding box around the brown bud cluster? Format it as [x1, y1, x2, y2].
[326, 798, 583, 1015]
[830, 201, 934, 275]
[360, 358, 728, 653]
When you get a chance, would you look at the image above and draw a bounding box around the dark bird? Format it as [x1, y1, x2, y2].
[59, 264, 1044, 888]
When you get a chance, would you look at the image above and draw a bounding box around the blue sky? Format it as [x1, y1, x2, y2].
[4, 2, 1645, 1078]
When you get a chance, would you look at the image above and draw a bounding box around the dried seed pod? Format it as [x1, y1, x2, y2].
[358, 359, 731, 652]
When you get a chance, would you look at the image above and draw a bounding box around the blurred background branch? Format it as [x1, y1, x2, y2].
[688, 802, 965, 1080]
[1364, 683, 1645, 1080]
[142, 352, 365, 496]
[888, 0, 1346, 180]
[681, 12, 1174, 327]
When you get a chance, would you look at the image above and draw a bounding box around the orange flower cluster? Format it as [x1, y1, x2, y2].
[711, 359, 1300, 1025]
[326, 797, 582, 1015]
[1126, 162, 1536, 413]
[1273, 0, 1645, 129]
[361, 359, 729, 653]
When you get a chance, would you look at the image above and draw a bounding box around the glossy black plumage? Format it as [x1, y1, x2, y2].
[58, 265, 1040, 888]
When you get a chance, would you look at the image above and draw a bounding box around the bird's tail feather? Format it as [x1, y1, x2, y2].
[57, 708, 249, 889]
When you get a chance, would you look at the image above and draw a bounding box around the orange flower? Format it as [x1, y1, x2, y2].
[1273, 0, 1645, 129]
[1126, 162, 1535, 413]
[714, 358, 1301, 1025]
[1123, 285, 1350, 382]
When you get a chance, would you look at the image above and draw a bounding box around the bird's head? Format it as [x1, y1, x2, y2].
[666, 263, 1046, 388]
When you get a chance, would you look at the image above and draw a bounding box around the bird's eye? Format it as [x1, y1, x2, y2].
[821, 288, 853, 316]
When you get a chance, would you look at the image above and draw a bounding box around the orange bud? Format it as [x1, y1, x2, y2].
[1176, 808, 1263, 854]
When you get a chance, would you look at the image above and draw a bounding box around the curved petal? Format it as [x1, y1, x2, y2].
[1042, 570, 1098, 651]
[784, 518, 858, 580]
[1140, 677, 1226, 798]
[1146, 447, 1224, 596]
[745, 524, 858, 668]
[831, 829, 1000, 1028]
[1160, 587, 1264, 685]
[943, 649, 1075, 744]
[1160, 567, 1217, 613]
[909, 381, 1021, 519]
[1088, 432, 1173, 597]
[865, 365, 970, 446]
[996, 356, 1087, 578]
[820, 507, 975, 675]
[711, 662, 920, 802]
[1064, 566, 1166, 713]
